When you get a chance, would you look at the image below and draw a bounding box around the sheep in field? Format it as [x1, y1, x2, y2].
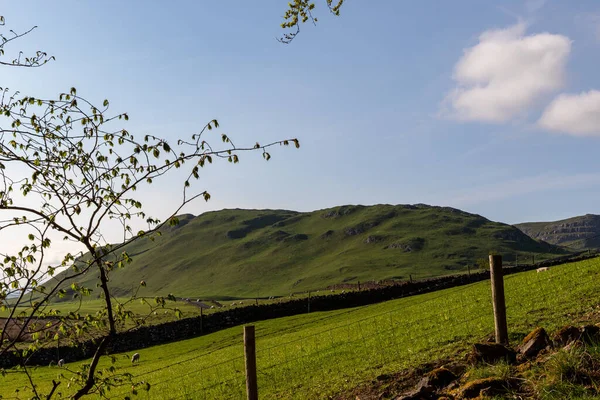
[131, 353, 140, 363]
[536, 267, 550, 272]
[57, 359, 65, 368]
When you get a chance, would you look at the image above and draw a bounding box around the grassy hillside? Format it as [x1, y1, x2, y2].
[5, 257, 600, 399]
[516, 214, 600, 250]
[49, 204, 566, 299]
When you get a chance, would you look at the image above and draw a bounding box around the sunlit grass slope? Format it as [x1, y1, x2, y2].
[49, 204, 565, 299]
[4, 257, 599, 399]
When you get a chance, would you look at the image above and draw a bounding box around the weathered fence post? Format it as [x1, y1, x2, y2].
[467, 264, 471, 278]
[409, 274, 413, 283]
[244, 325, 258, 400]
[307, 291, 311, 313]
[489, 255, 508, 344]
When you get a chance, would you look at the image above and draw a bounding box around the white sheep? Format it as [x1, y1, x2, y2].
[131, 353, 140, 363]
[239, 301, 244, 305]
[57, 359, 65, 368]
[536, 267, 550, 273]
[197, 299, 201, 302]
[210, 305, 214, 309]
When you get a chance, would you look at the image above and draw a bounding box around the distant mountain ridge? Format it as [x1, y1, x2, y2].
[50, 204, 567, 299]
[515, 214, 600, 250]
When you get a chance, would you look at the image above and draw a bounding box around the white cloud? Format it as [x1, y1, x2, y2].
[444, 23, 571, 123]
[538, 90, 600, 136]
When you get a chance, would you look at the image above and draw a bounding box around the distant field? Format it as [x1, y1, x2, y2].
[3, 258, 599, 399]
[0, 297, 203, 326]
[0, 290, 351, 321]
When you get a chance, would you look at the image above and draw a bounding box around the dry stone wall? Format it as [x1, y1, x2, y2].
[1, 252, 594, 369]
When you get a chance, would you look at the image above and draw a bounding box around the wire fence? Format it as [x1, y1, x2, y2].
[92, 254, 600, 400]
[3, 254, 599, 399]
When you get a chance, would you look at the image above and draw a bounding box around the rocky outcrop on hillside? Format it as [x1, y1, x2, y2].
[516, 214, 600, 249]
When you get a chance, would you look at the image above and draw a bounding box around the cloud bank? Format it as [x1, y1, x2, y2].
[445, 23, 571, 123]
[538, 90, 600, 136]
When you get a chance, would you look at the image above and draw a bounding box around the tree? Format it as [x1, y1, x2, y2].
[0, 16, 299, 399]
[279, 0, 345, 43]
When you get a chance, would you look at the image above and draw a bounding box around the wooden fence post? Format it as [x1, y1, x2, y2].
[307, 291, 311, 313]
[244, 325, 258, 400]
[200, 307, 203, 334]
[489, 255, 508, 344]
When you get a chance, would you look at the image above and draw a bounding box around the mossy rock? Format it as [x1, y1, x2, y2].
[552, 325, 581, 347]
[424, 367, 457, 388]
[468, 343, 517, 365]
[519, 327, 551, 359]
[458, 377, 516, 399]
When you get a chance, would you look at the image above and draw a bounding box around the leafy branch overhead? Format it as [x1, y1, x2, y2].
[0, 14, 299, 399]
[279, 0, 345, 43]
[0, 16, 54, 67]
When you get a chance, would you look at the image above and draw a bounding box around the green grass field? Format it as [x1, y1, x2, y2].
[0, 297, 203, 325]
[3, 257, 599, 399]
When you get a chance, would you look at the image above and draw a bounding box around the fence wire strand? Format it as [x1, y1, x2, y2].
[7, 254, 598, 400]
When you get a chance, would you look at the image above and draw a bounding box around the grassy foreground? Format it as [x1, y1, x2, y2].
[2, 257, 600, 399]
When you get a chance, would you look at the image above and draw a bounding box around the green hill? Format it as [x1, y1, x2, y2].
[50, 204, 566, 299]
[515, 213, 600, 250]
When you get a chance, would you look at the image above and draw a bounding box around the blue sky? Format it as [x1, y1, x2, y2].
[3, 0, 600, 237]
